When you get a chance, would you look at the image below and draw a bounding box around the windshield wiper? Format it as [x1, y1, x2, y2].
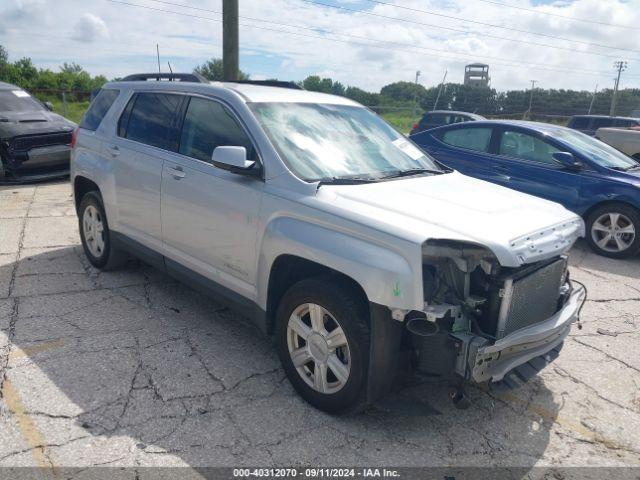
[377, 168, 445, 179]
[316, 176, 378, 187]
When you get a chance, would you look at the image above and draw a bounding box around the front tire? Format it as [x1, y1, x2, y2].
[78, 191, 127, 270]
[275, 277, 370, 414]
[585, 203, 640, 258]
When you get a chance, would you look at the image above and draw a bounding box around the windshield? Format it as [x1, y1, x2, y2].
[554, 129, 639, 169]
[0, 90, 45, 112]
[249, 102, 443, 181]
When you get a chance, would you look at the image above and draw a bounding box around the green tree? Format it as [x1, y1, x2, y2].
[194, 58, 249, 81]
[344, 86, 379, 106]
[0, 45, 8, 65]
[302, 75, 333, 93]
[380, 81, 427, 103]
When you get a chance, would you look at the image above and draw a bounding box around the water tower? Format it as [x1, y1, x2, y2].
[464, 64, 490, 87]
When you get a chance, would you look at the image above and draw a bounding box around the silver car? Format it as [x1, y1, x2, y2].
[71, 73, 585, 413]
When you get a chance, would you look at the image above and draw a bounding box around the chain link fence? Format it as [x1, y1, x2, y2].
[29, 88, 92, 124]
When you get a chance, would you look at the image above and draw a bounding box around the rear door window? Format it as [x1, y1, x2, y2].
[178, 96, 257, 162]
[439, 127, 493, 152]
[80, 89, 119, 131]
[591, 118, 614, 130]
[119, 92, 182, 151]
[498, 130, 561, 165]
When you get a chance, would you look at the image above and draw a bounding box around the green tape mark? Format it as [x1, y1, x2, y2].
[393, 281, 401, 297]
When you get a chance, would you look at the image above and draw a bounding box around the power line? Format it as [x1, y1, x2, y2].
[146, 0, 638, 62]
[105, 0, 635, 80]
[137, 0, 631, 76]
[306, 0, 640, 56]
[472, 0, 637, 30]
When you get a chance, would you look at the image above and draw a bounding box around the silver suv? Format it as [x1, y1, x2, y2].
[71, 74, 586, 413]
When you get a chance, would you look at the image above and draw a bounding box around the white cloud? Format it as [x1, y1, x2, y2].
[71, 13, 110, 43]
[0, 0, 638, 92]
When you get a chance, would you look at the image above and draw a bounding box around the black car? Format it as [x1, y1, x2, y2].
[410, 110, 485, 135]
[567, 115, 640, 137]
[0, 82, 76, 182]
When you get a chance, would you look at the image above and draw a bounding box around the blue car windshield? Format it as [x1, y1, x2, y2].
[249, 102, 442, 181]
[555, 129, 639, 169]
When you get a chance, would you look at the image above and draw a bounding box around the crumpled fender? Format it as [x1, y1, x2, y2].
[256, 216, 423, 312]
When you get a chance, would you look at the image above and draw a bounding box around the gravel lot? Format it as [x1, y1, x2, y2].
[0, 181, 639, 472]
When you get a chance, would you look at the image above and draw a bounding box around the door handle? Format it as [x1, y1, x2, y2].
[108, 145, 120, 157]
[167, 165, 186, 179]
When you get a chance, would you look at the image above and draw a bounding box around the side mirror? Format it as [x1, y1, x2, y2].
[211, 146, 259, 176]
[43, 101, 54, 111]
[552, 151, 582, 170]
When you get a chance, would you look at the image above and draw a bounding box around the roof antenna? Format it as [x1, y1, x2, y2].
[167, 61, 173, 80]
[156, 43, 161, 80]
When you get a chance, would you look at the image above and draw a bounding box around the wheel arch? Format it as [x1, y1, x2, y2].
[265, 254, 369, 335]
[257, 216, 421, 331]
[582, 199, 640, 223]
[73, 176, 100, 213]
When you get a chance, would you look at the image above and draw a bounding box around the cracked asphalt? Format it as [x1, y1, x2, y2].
[0, 181, 639, 472]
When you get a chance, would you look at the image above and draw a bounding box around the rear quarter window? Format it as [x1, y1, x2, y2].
[614, 119, 638, 128]
[80, 89, 119, 131]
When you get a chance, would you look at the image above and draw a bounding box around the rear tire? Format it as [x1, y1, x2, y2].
[585, 203, 640, 259]
[275, 276, 370, 414]
[78, 191, 127, 270]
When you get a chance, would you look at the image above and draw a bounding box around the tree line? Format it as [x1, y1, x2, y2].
[300, 76, 640, 117]
[1, 45, 639, 117]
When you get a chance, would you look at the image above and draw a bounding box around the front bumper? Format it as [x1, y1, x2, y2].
[454, 284, 586, 385]
[1, 144, 70, 183]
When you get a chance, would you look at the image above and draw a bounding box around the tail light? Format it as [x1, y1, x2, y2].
[70, 127, 79, 148]
[412, 122, 419, 131]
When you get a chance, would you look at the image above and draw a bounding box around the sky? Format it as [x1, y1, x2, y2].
[0, 0, 639, 93]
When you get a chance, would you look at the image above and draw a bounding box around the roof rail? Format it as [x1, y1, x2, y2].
[234, 80, 303, 90]
[120, 73, 209, 83]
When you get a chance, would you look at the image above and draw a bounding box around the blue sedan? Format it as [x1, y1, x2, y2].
[410, 120, 640, 258]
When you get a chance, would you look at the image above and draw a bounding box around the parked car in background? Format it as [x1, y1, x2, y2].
[0, 81, 76, 182]
[567, 114, 640, 136]
[71, 74, 585, 413]
[410, 110, 485, 135]
[410, 120, 640, 258]
[596, 127, 640, 160]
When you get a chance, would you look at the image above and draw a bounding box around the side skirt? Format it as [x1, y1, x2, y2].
[111, 231, 268, 334]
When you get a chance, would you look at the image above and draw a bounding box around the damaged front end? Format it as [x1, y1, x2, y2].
[0, 131, 73, 183]
[405, 237, 585, 393]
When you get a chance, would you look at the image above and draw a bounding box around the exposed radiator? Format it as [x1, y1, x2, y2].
[496, 257, 567, 339]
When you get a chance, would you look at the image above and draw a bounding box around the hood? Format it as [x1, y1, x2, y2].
[315, 172, 584, 267]
[0, 110, 76, 138]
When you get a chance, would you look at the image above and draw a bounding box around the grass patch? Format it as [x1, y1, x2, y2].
[380, 111, 416, 135]
[48, 99, 90, 124]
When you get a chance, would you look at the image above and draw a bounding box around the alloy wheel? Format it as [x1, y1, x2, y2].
[83, 204, 106, 258]
[590, 212, 636, 253]
[286, 303, 351, 394]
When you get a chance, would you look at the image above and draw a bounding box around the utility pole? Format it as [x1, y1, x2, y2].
[525, 80, 536, 120]
[432, 69, 448, 111]
[588, 83, 598, 114]
[610, 61, 627, 116]
[156, 44, 161, 77]
[222, 0, 239, 81]
[412, 70, 421, 119]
